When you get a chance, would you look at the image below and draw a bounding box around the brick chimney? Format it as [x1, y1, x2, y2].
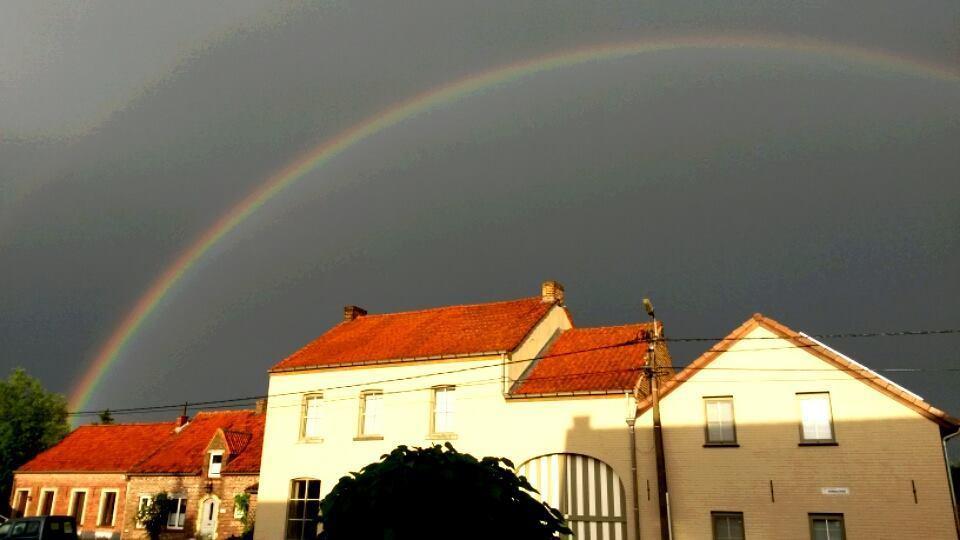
[175, 415, 189, 429]
[343, 305, 367, 321]
[541, 280, 565, 304]
[254, 398, 268, 415]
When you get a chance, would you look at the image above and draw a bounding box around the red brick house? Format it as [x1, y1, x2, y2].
[11, 408, 264, 540]
[124, 410, 264, 540]
[12, 422, 177, 539]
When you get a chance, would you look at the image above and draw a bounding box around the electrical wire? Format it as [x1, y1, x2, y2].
[67, 327, 960, 417]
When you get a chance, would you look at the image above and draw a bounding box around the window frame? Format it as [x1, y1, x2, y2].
[285, 478, 321, 540]
[300, 394, 324, 442]
[711, 511, 745, 540]
[37, 488, 57, 516]
[208, 450, 225, 478]
[797, 392, 837, 445]
[166, 494, 187, 530]
[97, 489, 120, 527]
[703, 396, 738, 446]
[808, 513, 845, 540]
[13, 488, 30, 518]
[429, 385, 457, 438]
[135, 494, 152, 529]
[68, 488, 88, 526]
[356, 390, 384, 440]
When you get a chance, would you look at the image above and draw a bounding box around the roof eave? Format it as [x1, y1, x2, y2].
[269, 350, 510, 373]
[506, 388, 631, 400]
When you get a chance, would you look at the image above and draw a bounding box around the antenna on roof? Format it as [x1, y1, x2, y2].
[182, 402, 188, 417]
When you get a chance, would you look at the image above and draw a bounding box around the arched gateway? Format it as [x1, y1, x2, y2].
[518, 453, 628, 540]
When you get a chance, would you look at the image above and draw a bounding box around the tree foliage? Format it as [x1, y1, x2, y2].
[318, 443, 570, 540]
[98, 409, 115, 425]
[136, 492, 168, 540]
[0, 368, 70, 513]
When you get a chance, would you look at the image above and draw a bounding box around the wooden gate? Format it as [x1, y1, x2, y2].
[518, 453, 627, 540]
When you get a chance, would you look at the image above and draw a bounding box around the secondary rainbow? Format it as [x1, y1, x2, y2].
[68, 35, 960, 412]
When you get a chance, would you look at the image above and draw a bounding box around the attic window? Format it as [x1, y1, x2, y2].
[209, 451, 224, 478]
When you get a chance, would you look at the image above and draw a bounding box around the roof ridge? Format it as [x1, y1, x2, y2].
[79, 421, 176, 428]
[564, 322, 654, 332]
[193, 409, 255, 416]
[346, 296, 542, 319]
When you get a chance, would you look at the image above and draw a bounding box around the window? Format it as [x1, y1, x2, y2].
[712, 512, 745, 540]
[69, 490, 88, 525]
[704, 397, 737, 445]
[286, 479, 321, 540]
[136, 495, 152, 528]
[431, 386, 456, 435]
[166, 495, 187, 529]
[38, 489, 56, 516]
[12, 489, 29, 518]
[301, 394, 323, 440]
[359, 391, 383, 437]
[97, 490, 118, 527]
[209, 451, 224, 477]
[809, 513, 845, 540]
[798, 393, 835, 443]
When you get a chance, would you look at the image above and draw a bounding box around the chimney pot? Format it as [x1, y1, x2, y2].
[343, 305, 367, 321]
[175, 415, 189, 428]
[541, 280, 565, 304]
[254, 398, 268, 415]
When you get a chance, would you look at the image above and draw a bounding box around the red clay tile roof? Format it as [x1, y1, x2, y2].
[511, 323, 654, 396]
[271, 296, 557, 372]
[132, 410, 264, 475]
[17, 422, 176, 473]
[222, 420, 265, 474]
[223, 430, 253, 455]
[637, 314, 960, 432]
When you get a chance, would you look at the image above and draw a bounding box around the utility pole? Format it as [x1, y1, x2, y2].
[644, 299, 671, 540]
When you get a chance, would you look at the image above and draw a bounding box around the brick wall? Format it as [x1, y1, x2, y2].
[12, 472, 128, 539]
[123, 474, 258, 539]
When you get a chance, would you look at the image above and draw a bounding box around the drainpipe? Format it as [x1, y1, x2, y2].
[626, 393, 641, 540]
[943, 428, 960, 539]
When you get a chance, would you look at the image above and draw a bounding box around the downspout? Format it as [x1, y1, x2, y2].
[943, 428, 960, 539]
[627, 393, 641, 540]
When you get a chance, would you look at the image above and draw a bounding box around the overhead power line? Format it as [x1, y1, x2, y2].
[67, 326, 960, 417]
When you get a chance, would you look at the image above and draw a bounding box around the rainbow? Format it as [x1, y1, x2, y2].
[68, 35, 960, 412]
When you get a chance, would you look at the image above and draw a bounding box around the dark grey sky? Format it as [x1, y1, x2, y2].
[1, 1, 958, 422]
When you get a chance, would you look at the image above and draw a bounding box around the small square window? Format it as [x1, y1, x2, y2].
[798, 393, 836, 443]
[209, 452, 224, 477]
[166, 496, 187, 529]
[704, 397, 737, 445]
[712, 512, 745, 540]
[136, 495, 152, 528]
[809, 513, 845, 540]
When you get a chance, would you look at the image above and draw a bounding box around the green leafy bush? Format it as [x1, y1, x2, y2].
[318, 443, 570, 540]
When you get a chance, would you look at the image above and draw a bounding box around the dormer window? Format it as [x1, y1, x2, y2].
[208, 451, 224, 478]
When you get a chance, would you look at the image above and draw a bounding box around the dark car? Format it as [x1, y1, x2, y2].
[0, 517, 78, 539]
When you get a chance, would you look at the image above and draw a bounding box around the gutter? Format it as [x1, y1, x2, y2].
[943, 428, 960, 539]
[270, 350, 509, 373]
[505, 389, 632, 400]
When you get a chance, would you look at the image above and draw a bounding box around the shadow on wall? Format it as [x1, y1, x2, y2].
[560, 414, 959, 540]
[248, 414, 958, 540]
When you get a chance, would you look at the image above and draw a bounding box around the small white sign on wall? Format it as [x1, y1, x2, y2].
[821, 487, 850, 495]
